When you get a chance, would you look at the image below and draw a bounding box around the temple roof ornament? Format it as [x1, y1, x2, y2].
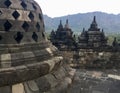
[78, 16, 107, 48]
[64, 19, 70, 30]
[88, 16, 100, 31]
[57, 20, 64, 31]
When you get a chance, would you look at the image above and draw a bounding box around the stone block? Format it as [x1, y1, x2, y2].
[35, 76, 51, 92]
[12, 83, 25, 93]
[0, 86, 11, 93]
[24, 80, 39, 93]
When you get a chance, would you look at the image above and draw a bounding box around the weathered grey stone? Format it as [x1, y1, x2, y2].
[36, 74, 58, 92]
[52, 67, 66, 80]
[1, 53, 11, 68]
[0, 56, 64, 87]
[0, 86, 11, 93]
[24, 81, 39, 93]
[12, 83, 25, 93]
[35, 76, 53, 92]
[0, 0, 74, 93]
[47, 77, 72, 93]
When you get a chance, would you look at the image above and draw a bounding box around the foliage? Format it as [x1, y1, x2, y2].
[107, 34, 120, 45]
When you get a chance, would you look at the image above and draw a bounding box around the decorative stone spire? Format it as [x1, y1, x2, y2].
[83, 28, 85, 32]
[102, 29, 104, 32]
[81, 28, 87, 37]
[60, 20, 62, 25]
[64, 19, 70, 29]
[57, 20, 64, 31]
[101, 29, 105, 34]
[112, 37, 118, 47]
[51, 29, 56, 36]
[93, 16, 97, 23]
[101, 29, 106, 39]
[88, 16, 100, 31]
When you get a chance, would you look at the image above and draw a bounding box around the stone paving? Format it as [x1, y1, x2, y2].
[67, 69, 120, 93]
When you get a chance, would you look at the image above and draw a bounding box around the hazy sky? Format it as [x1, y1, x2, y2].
[35, 0, 120, 18]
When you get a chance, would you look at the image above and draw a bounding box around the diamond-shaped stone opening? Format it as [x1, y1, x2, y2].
[36, 23, 40, 31]
[14, 32, 23, 43]
[39, 14, 42, 21]
[0, 11, 2, 15]
[22, 21, 29, 31]
[21, 1, 27, 9]
[4, 20, 12, 31]
[32, 32, 38, 42]
[0, 36, 2, 41]
[4, 0, 12, 8]
[42, 32, 45, 38]
[32, 3, 37, 10]
[12, 11, 20, 20]
[28, 12, 34, 21]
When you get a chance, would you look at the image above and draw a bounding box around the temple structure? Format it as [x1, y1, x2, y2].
[50, 19, 76, 50]
[78, 16, 108, 48]
[0, 0, 75, 93]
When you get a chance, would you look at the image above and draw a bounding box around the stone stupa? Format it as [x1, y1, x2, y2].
[0, 0, 75, 93]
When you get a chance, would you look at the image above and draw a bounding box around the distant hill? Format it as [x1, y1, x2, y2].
[43, 11, 120, 34]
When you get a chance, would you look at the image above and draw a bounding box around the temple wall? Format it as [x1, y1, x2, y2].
[72, 49, 120, 68]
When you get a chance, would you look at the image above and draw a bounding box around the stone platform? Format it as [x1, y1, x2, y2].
[67, 69, 120, 93]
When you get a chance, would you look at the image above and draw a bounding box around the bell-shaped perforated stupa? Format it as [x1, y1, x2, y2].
[0, 0, 45, 44]
[0, 0, 64, 90]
